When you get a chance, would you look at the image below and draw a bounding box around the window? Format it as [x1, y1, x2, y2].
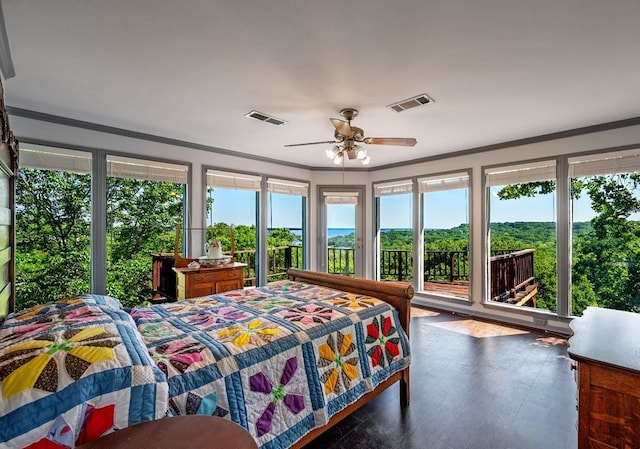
[266, 178, 308, 281]
[374, 180, 413, 283]
[106, 155, 188, 306]
[569, 149, 640, 315]
[321, 190, 363, 277]
[16, 145, 92, 310]
[419, 172, 470, 299]
[485, 160, 557, 311]
[206, 169, 260, 285]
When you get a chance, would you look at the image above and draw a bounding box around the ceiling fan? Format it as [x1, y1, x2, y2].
[285, 108, 417, 165]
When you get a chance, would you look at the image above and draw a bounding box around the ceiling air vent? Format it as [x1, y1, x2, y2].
[387, 93, 435, 113]
[245, 110, 287, 126]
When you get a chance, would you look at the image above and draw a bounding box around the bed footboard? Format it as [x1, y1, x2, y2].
[286, 268, 413, 448]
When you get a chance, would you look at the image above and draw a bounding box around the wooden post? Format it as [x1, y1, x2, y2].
[284, 246, 292, 269]
[449, 251, 455, 283]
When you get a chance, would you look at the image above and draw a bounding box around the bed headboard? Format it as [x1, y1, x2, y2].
[0, 78, 18, 319]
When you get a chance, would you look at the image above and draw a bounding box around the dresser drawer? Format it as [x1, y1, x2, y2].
[190, 268, 242, 284]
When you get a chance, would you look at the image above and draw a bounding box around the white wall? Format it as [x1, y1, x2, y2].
[11, 114, 640, 333]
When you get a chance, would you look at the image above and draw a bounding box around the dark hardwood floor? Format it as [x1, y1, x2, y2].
[304, 308, 578, 449]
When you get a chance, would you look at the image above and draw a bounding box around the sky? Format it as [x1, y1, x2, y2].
[208, 184, 633, 230]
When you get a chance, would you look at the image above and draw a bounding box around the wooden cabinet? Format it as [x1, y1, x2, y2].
[568, 307, 640, 449]
[174, 263, 246, 300]
[151, 253, 176, 301]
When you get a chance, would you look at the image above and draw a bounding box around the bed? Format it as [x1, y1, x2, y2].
[0, 270, 412, 448]
[0, 78, 412, 448]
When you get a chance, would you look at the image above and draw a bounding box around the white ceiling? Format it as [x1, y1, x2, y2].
[3, 0, 640, 168]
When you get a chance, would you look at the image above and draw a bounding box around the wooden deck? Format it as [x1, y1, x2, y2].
[385, 280, 470, 299]
[423, 281, 469, 298]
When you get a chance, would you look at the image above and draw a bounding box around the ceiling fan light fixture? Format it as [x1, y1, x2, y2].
[361, 155, 371, 165]
[332, 152, 343, 165]
[356, 147, 367, 160]
[326, 148, 336, 159]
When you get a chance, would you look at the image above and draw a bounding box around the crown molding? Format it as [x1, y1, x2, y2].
[8, 106, 640, 173]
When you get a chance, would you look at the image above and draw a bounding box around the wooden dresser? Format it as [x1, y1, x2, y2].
[568, 307, 640, 449]
[174, 263, 246, 299]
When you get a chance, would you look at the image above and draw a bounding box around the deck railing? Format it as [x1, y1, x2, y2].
[327, 247, 355, 277]
[234, 246, 535, 304]
[489, 249, 536, 302]
[234, 245, 304, 286]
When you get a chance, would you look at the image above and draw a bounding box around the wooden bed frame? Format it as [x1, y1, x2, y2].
[286, 268, 413, 448]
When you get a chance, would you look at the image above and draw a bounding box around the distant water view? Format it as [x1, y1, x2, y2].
[328, 228, 355, 238]
[268, 228, 413, 239]
[329, 228, 413, 237]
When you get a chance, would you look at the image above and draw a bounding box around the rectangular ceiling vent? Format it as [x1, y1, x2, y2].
[244, 110, 287, 126]
[387, 93, 435, 113]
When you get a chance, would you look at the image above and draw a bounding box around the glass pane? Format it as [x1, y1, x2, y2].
[379, 193, 413, 282]
[570, 164, 640, 315]
[267, 192, 304, 281]
[16, 163, 91, 310]
[206, 186, 257, 286]
[327, 203, 355, 277]
[106, 161, 185, 307]
[487, 166, 557, 312]
[422, 187, 469, 299]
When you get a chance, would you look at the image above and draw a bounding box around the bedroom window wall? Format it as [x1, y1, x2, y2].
[374, 180, 413, 282]
[419, 172, 470, 300]
[569, 149, 640, 316]
[16, 145, 92, 310]
[485, 160, 558, 312]
[105, 155, 188, 306]
[266, 178, 307, 281]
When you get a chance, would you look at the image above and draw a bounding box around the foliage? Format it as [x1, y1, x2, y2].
[203, 223, 293, 252]
[328, 233, 355, 248]
[17, 166, 640, 316]
[105, 177, 183, 307]
[16, 169, 183, 310]
[497, 174, 640, 314]
[16, 170, 92, 309]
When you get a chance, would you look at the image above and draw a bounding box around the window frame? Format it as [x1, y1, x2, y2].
[482, 157, 560, 318]
[17, 140, 192, 296]
[417, 170, 472, 301]
[202, 165, 309, 286]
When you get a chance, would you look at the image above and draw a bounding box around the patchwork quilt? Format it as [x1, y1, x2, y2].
[129, 279, 411, 449]
[0, 295, 168, 449]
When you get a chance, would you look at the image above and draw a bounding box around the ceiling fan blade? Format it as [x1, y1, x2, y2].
[329, 118, 354, 137]
[284, 140, 340, 147]
[363, 137, 417, 146]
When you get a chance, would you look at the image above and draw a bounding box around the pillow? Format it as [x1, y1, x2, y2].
[74, 294, 124, 310]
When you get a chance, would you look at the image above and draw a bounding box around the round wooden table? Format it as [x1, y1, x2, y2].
[79, 416, 258, 449]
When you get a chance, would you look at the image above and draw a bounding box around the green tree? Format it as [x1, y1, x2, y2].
[16, 170, 184, 310]
[106, 177, 183, 307]
[16, 169, 92, 310]
[497, 174, 640, 314]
